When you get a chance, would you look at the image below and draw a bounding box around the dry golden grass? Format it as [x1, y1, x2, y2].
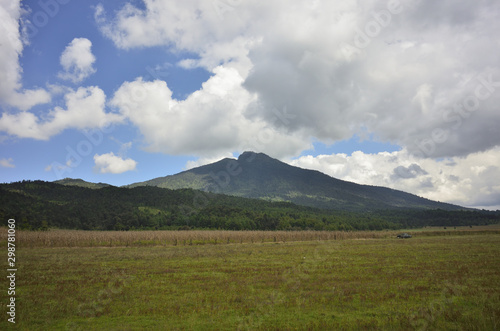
[3, 229, 390, 247]
[1, 225, 498, 247]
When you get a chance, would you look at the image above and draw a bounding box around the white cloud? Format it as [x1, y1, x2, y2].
[110, 66, 310, 158]
[98, 0, 500, 207]
[0, 0, 50, 110]
[290, 147, 500, 209]
[0, 86, 122, 140]
[0, 158, 15, 168]
[94, 1, 244, 52]
[242, 2, 500, 158]
[93, 152, 137, 174]
[98, 0, 500, 160]
[58, 38, 96, 83]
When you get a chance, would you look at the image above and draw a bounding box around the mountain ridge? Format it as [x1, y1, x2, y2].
[54, 178, 112, 189]
[3, 179, 496, 231]
[127, 151, 465, 211]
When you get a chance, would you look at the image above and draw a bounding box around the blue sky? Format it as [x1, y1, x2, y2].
[3, 0, 213, 185]
[1, 0, 500, 209]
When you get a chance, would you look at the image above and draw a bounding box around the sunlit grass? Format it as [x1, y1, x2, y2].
[1, 230, 499, 330]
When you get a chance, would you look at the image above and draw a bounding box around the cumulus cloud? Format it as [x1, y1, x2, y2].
[0, 86, 122, 140]
[94, 1, 245, 53]
[392, 164, 428, 180]
[97, 0, 500, 207]
[58, 38, 97, 83]
[290, 147, 500, 209]
[93, 152, 137, 174]
[243, 1, 500, 159]
[97, 0, 500, 160]
[0, 158, 15, 168]
[110, 66, 310, 158]
[0, 0, 50, 110]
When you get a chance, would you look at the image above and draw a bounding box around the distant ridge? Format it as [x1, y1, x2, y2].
[54, 178, 112, 189]
[127, 151, 465, 211]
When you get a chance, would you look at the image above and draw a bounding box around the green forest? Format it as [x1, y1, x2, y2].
[1, 180, 499, 231]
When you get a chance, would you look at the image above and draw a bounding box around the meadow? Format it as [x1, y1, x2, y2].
[1, 227, 499, 330]
[9, 226, 500, 247]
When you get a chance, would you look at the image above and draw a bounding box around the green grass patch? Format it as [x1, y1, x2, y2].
[2, 233, 499, 330]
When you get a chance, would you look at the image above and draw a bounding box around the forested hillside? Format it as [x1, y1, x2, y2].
[53, 178, 111, 189]
[128, 152, 465, 211]
[1, 180, 498, 231]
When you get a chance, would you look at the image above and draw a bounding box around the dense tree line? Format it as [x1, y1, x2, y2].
[1, 180, 499, 231]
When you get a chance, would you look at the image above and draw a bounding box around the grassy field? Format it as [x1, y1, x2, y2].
[1, 229, 499, 330]
[8, 225, 500, 247]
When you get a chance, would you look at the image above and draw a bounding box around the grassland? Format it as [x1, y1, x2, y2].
[9, 226, 500, 248]
[1, 228, 499, 330]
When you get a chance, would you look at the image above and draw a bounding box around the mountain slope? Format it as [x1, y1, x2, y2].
[54, 178, 112, 189]
[2, 180, 496, 231]
[128, 151, 464, 211]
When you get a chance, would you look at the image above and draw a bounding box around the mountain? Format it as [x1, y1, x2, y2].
[54, 178, 112, 189]
[2, 180, 496, 231]
[128, 151, 464, 211]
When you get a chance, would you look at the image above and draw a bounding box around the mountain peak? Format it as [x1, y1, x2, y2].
[237, 151, 278, 163]
[128, 152, 465, 211]
[238, 151, 263, 159]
